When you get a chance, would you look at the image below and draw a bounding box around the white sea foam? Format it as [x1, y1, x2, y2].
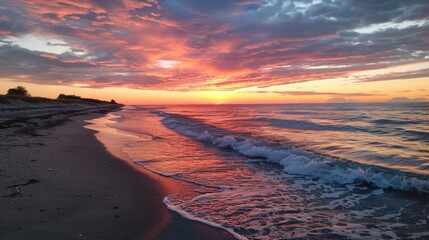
[163, 196, 249, 240]
[160, 113, 429, 193]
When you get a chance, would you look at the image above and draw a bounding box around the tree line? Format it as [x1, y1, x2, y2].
[6, 86, 117, 104]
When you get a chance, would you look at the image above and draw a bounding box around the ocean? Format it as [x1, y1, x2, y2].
[91, 103, 429, 239]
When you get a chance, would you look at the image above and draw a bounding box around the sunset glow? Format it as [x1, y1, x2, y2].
[1, 2, 429, 238]
[0, 0, 428, 104]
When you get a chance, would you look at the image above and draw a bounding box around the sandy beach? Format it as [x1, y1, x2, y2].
[0, 109, 235, 240]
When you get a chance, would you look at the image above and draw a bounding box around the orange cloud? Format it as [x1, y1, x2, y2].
[0, 0, 428, 93]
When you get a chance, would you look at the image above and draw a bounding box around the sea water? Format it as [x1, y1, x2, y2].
[96, 103, 429, 239]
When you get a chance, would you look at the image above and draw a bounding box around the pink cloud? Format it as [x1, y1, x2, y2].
[0, 0, 428, 90]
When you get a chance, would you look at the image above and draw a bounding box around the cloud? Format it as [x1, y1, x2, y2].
[0, 44, 94, 75]
[251, 90, 382, 97]
[356, 68, 429, 82]
[0, 0, 428, 90]
[164, 0, 251, 15]
[0, 44, 165, 88]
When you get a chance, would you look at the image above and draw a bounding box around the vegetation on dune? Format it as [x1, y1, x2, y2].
[7, 86, 30, 97]
[1, 86, 120, 105]
[57, 94, 82, 100]
[57, 93, 118, 104]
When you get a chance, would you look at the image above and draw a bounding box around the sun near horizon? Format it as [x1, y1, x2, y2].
[0, 0, 428, 104]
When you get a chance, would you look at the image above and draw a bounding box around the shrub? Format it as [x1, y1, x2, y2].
[7, 86, 30, 96]
[57, 94, 81, 100]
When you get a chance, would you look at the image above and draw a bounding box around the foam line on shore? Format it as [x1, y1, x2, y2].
[163, 196, 248, 240]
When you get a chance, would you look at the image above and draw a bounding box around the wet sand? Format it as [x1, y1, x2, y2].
[0, 113, 235, 240]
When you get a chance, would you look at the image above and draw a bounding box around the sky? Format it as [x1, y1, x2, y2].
[0, 0, 428, 104]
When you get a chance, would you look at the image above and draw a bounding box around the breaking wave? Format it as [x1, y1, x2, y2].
[157, 111, 429, 193]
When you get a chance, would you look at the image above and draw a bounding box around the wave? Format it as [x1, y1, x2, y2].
[372, 119, 420, 125]
[253, 117, 365, 132]
[280, 111, 315, 115]
[157, 112, 429, 193]
[402, 130, 429, 142]
[250, 117, 428, 141]
[163, 197, 249, 240]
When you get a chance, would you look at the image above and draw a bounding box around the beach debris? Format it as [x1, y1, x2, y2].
[2, 186, 22, 198]
[6, 178, 39, 188]
[2, 178, 40, 198]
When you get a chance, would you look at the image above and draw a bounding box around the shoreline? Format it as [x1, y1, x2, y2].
[0, 111, 235, 239]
